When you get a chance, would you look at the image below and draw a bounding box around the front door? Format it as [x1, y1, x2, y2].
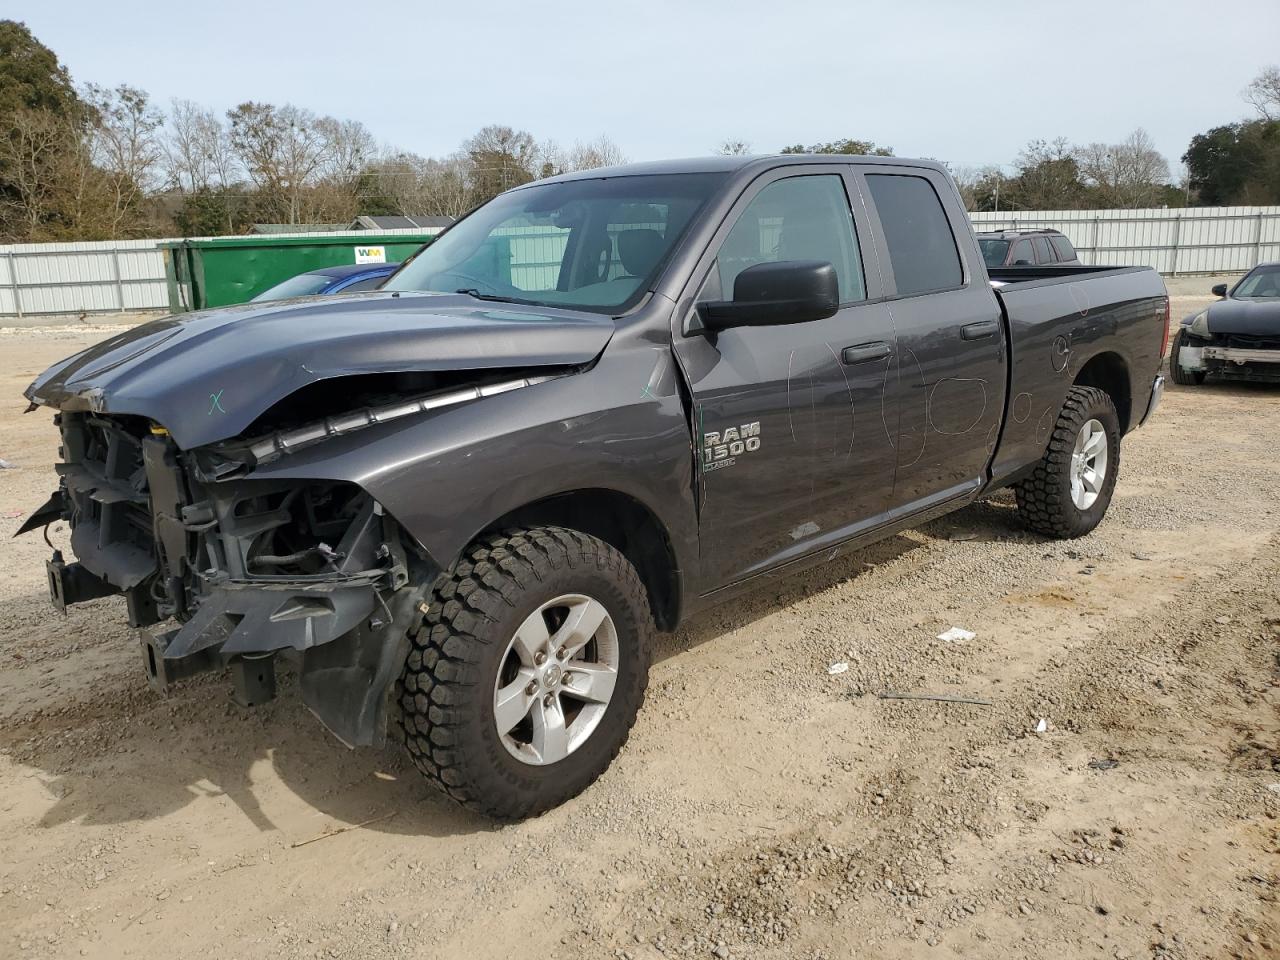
[672, 169, 899, 590]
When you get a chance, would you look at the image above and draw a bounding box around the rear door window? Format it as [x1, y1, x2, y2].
[865, 174, 962, 296]
[1050, 235, 1076, 261]
[1032, 236, 1053, 263]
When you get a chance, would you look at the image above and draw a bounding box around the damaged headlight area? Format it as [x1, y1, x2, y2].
[30, 410, 433, 747]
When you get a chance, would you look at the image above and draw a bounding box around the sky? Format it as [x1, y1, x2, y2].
[18, 0, 1280, 173]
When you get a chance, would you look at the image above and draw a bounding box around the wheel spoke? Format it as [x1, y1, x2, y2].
[562, 662, 617, 704]
[494, 669, 537, 735]
[1082, 428, 1107, 459]
[554, 598, 609, 660]
[531, 696, 569, 764]
[511, 611, 550, 664]
[1082, 467, 1101, 494]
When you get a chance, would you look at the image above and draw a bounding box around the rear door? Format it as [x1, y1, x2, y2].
[858, 168, 1008, 513]
[672, 167, 899, 588]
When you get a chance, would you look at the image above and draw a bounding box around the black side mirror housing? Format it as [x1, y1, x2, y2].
[698, 260, 839, 330]
[1013, 259, 1033, 266]
[1211, 283, 1228, 298]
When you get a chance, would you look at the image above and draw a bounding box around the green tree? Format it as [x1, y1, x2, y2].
[0, 20, 79, 118]
[1182, 120, 1280, 205]
[780, 139, 893, 156]
[0, 20, 86, 240]
[463, 124, 537, 204]
[1007, 138, 1084, 209]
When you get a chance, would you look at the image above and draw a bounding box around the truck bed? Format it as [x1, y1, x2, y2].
[986, 264, 1168, 488]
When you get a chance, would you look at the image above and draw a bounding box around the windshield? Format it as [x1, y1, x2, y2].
[383, 173, 728, 313]
[977, 238, 1009, 267]
[1233, 264, 1280, 298]
[251, 273, 334, 302]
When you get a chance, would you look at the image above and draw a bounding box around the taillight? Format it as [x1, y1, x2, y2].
[1159, 296, 1170, 358]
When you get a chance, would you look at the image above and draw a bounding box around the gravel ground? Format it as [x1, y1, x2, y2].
[0, 299, 1277, 960]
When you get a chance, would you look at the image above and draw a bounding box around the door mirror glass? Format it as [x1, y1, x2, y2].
[698, 260, 839, 329]
[1211, 283, 1228, 298]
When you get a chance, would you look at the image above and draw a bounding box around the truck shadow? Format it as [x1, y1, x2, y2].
[8, 535, 923, 839]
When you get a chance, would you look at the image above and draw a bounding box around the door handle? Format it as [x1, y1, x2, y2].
[961, 320, 999, 341]
[841, 341, 892, 364]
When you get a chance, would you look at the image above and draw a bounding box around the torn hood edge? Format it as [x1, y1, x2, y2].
[24, 291, 615, 450]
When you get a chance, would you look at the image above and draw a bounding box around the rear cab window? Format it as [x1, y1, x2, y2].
[978, 238, 1009, 268]
[864, 173, 962, 296]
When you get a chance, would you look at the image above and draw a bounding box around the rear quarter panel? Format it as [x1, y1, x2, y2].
[990, 268, 1167, 486]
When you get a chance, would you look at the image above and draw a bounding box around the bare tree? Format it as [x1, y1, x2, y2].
[567, 135, 625, 170]
[1075, 129, 1170, 207]
[227, 102, 331, 223]
[164, 99, 238, 192]
[368, 150, 474, 219]
[317, 116, 376, 186]
[82, 83, 164, 236]
[1244, 65, 1280, 120]
[718, 138, 751, 156]
[421, 154, 474, 218]
[0, 109, 71, 237]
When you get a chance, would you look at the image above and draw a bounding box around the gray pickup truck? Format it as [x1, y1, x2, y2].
[20, 155, 1168, 819]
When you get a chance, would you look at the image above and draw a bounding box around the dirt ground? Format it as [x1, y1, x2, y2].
[1, 293, 1277, 960]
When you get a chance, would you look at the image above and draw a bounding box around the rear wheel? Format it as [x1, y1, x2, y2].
[1015, 385, 1121, 539]
[398, 526, 653, 820]
[1169, 328, 1207, 385]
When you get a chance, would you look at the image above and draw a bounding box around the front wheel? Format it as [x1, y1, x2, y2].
[398, 526, 654, 820]
[1015, 385, 1121, 539]
[1169, 328, 1207, 385]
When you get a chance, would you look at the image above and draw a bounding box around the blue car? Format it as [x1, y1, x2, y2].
[250, 262, 399, 302]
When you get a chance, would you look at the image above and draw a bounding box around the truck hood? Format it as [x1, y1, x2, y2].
[1205, 298, 1280, 336]
[25, 291, 615, 449]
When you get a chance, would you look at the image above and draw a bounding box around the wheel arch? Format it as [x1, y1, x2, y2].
[1073, 350, 1132, 433]
[478, 488, 683, 632]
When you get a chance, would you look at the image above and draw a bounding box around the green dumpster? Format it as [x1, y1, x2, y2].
[160, 233, 437, 313]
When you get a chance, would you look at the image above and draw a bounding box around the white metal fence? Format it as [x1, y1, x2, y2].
[2, 208, 1278, 318]
[0, 227, 441, 318]
[969, 206, 1280, 275]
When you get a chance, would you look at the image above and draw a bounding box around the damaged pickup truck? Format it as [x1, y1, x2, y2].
[20, 155, 1169, 819]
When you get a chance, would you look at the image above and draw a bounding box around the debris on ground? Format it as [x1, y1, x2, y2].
[1088, 758, 1120, 771]
[1035, 718, 1050, 734]
[879, 691, 993, 706]
[936, 626, 976, 644]
[826, 661, 849, 675]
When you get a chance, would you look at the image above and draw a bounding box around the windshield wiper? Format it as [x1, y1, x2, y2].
[455, 288, 517, 303]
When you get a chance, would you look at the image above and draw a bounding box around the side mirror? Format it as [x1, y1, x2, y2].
[698, 260, 839, 330]
[1211, 283, 1228, 298]
[1013, 259, 1033, 266]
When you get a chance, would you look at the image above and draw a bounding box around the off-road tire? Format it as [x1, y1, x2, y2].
[1014, 385, 1121, 539]
[397, 526, 653, 820]
[1169, 328, 1207, 386]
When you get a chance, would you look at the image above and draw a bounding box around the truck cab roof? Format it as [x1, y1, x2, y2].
[526, 154, 952, 186]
